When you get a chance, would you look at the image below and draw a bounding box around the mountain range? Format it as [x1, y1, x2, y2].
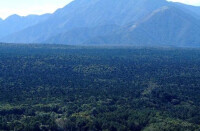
[0, 0, 200, 47]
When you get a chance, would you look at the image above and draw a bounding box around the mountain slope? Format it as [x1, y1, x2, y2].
[135, 6, 200, 46]
[0, 14, 50, 38]
[45, 6, 200, 46]
[85, 6, 200, 46]
[173, 2, 200, 19]
[44, 25, 120, 44]
[1, 0, 168, 43]
[1, 0, 200, 47]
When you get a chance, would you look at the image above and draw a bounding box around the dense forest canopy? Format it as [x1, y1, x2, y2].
[0, 44, 200, 131]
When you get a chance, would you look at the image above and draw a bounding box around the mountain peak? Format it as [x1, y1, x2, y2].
[5, 14, 21, 21]
[0, 0, 200, 47]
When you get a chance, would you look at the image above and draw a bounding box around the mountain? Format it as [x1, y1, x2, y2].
[45, 6, 200, 46]
[0, 14, 50, 38]
[0, 18, 2, 25]
[173, 2, 200, 19]
[1, 0, 168, 43]
[85, 6, 200, 47]
[45, 25, 120, 44]
[1, 0, 200, 47]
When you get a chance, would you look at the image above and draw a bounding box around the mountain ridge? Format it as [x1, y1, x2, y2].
[85, 6, 200, 46]
[0, 0, 170, 43]
[0, 14, 50, 38]
[1, 0, 200, 47]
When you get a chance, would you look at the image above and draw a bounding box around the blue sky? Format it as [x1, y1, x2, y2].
[0, 0, 200, 19]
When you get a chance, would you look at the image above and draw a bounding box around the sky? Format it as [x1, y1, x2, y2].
[0, 0, 200, 20]
[168, 0, 200, 5]
[0, 0, 73, 19]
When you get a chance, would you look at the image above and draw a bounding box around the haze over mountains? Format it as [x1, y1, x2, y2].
[0, 14, 50, 39]
[0, 0, 200, 47]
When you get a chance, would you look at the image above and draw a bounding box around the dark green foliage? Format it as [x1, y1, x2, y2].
[0, 44, 200, 130]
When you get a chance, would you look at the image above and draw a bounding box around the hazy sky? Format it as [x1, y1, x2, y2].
[0, 0, 200, 19]
[0, 0, 73, 19]
[169, 0, 200, 5]
[169, 0, 200, 6]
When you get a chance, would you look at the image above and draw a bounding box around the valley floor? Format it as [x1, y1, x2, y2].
[0, 44, 200, 131]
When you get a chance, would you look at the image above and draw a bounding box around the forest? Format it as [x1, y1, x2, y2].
[0, 44, 200, 131]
